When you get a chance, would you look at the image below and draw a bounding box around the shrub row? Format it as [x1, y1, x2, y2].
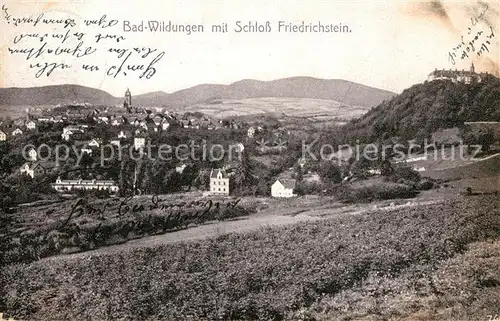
[339, 182, 419, 203]
[0, 204, 251, 266]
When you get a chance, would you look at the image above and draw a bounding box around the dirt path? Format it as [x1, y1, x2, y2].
[47, 198, 441, 261]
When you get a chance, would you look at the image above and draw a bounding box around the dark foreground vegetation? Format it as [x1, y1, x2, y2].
[0, 195, 251, 266]
[1, 195, 499, 320]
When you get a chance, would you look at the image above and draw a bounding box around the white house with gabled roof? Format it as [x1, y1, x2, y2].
[210, 169, 230, 195]
[11, 128, 23, 136]
[27, 147, 37, 161]
[26, 120, 36, 130]
[271, 179, 297, 198]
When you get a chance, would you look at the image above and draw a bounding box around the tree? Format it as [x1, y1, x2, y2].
[181, 164, 199, 191]
[79, 152, 93, 168]
[295, 165, 304, 182]
[318, 161, 342, 184]
[118, 158, 134, 196]
[140, 160, 154, 194]
[162, 170, 183, 193]
[349, 157, 371, 179]
[193, 169, 210, 191]
[380, 159, 394, 176]
[233, 151, 257, 193]
[389, 165, 420, 183]
[477, 128, 494, 153]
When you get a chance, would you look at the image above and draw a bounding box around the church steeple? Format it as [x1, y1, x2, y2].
[470, 62, 475, 74]
[124, 88, 132, 111]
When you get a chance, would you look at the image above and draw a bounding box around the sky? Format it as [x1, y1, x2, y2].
[0, 0, 499, 97]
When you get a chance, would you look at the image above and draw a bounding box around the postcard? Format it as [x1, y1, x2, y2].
[0, 1, 499, 320]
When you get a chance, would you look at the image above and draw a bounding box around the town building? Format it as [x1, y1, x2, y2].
[111, 117, 124, 126]
[210, 168, 230, 195]
[118, 130, 130, 139]
[11, 128, 23, 136]
[62, 125, 86, 141]
[161, 120, 170, 131]
[153, 115, 163, 126]
[20, 162, 48, 178]
[96, 115, 110, 124]
[38, 116, 52, 122]
[25, 120, 36, 130]
[176, 164, 187, 174]
[81, 147, 92, 155]
[0, 129, 6, 141]
[247, 126, 255, 138]
[271, 179, 297, 198]
[27, 148, 37, 161]
[13, 119, 25, 127]
[134, 136, 146, 150]
[51, 177, 119, 193]
[87, 139, 101, 148]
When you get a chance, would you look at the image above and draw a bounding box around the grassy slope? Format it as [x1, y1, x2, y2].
[1, 195, 499, 321]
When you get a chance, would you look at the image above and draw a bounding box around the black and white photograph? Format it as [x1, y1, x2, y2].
[0, 1, 499, 320]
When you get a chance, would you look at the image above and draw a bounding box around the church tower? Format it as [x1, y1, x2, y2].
[470, 62, 475, 74]
[124, 88, 132, 109]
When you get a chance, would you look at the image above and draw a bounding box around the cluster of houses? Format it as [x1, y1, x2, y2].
[2, 88, 301, 198]
[5, 114, 298, 198]
[18, 147, 58, 179]
[0, 118, 37, 141]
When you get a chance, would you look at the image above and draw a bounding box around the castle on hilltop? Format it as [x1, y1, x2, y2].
[427, 63, 482, 84]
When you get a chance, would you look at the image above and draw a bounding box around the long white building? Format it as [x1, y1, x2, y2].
[51, 177, 119, 193]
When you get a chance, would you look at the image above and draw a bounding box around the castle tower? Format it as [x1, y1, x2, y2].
[124, 88, 132, 108]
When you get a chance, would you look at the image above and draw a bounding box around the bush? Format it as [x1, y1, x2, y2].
[417, 178, 437, 190]
[340, 182, 418, 203]
[387, 166, 421, 183]
[1, 201, 253, 266]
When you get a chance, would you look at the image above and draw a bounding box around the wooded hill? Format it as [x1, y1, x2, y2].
[342, 74, 500, 143]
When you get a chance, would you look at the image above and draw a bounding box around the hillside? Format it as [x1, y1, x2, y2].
[150, 77, 396, 109]
[0, 84, 116, 106]
[0, 77, 396, 110]
[342, 74, 500, 143]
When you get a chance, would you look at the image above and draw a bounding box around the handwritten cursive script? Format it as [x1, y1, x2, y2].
[2, 5, 165, 80]
[448, 3, 496, 65]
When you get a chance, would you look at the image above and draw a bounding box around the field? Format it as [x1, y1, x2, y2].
[0, 105, 34, 119]
[186, 97, 370, 121]
[1, 194, 499, 320]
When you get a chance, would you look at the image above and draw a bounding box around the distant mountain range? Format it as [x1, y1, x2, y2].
[0, 77, 396, 109]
